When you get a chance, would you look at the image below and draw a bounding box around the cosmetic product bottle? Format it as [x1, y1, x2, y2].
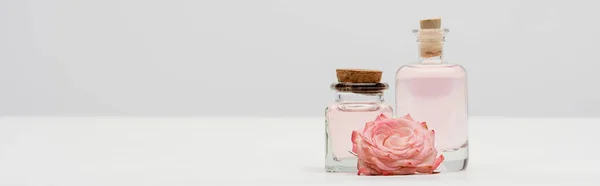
[325, 69, 393, 172]
[395, 18, 468, 172]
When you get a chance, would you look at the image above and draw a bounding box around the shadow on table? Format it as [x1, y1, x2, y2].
[300, 165, 464, 180]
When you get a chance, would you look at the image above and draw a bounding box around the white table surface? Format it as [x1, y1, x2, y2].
[0, 116, 597, 186]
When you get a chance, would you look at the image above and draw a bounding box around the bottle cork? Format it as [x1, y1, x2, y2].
[420, 18, 441, 29]
[336, 69, 382, 83]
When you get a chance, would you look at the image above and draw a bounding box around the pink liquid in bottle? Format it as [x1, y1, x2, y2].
[395, 63, 468, 172]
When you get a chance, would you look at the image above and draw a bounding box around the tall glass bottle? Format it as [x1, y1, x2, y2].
[395, 19, 468, 172]
[326, 69, 393, 172]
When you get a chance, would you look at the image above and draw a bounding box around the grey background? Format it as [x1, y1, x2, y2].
[1, 0, 599, 117]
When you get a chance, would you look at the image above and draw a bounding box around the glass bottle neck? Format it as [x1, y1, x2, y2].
[414, 28, 448, 64]
[336, 92, 384, 103]
[418, 41, 444, 64]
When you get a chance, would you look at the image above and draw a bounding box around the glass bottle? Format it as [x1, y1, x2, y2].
[325, 69, 393, 172]
[395, 19, 468, 172]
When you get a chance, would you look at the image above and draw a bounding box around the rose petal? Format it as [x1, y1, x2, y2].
[354, 128, 376, 147]
[408, 133, 424, 148]
[383, 135, 403, 149]
[363, 121, 376, 135]
[386, 158, 418, 168]
[357, 150, 369, 163]
[393, 118, 418, 129]
[372, 124, 394, 136]
[352, 130, 374, 147]
[389, 167, 417, 175]
[359, 159, 419, 175]
[410, 134, 435, 160]
[402, 113, 414, 121]
[375, 113, 388, 121]
[416, 149, 436, 166]
[351, 130, 360, 144]
[358, 159, 381, 175]
[426, 130, 436, 148]
[416, 155, 445, 173]
[432, 155, 445, 170]
[383, 131, 413, 149]
[371, 125, 394, 144]
[373, 134, 388, 147]
[396, 127, 413, 137]
[384, 120, 414, 135]
[361, 134, 375, 146]
[417, 146, 436, 159]
[386, 146, 421, 159]
[359, 141, 392, 164]
[352, 134, 372, 163]
[371, 157, 397, 171]
[366, 141, 393, 157]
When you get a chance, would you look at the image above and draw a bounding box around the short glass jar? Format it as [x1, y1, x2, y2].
[325, 82, 393, 172]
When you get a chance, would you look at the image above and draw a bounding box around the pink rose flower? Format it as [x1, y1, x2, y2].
[351, 113, 444, 175]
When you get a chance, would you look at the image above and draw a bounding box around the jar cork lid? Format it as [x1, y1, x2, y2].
[336, 69, 382, 83]
[332, 69, 387, 93]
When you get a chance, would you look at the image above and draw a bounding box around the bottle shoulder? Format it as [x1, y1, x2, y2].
[327, 102, 391, 107]
[396, 62, 466, 79]
[326, 102, 393, 113]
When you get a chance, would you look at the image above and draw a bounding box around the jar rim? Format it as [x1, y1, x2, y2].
[330, 82, 388, 93]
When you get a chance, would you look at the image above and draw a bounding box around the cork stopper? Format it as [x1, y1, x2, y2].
[420, 18, 441, 29]
[336, 69, 382, 83]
